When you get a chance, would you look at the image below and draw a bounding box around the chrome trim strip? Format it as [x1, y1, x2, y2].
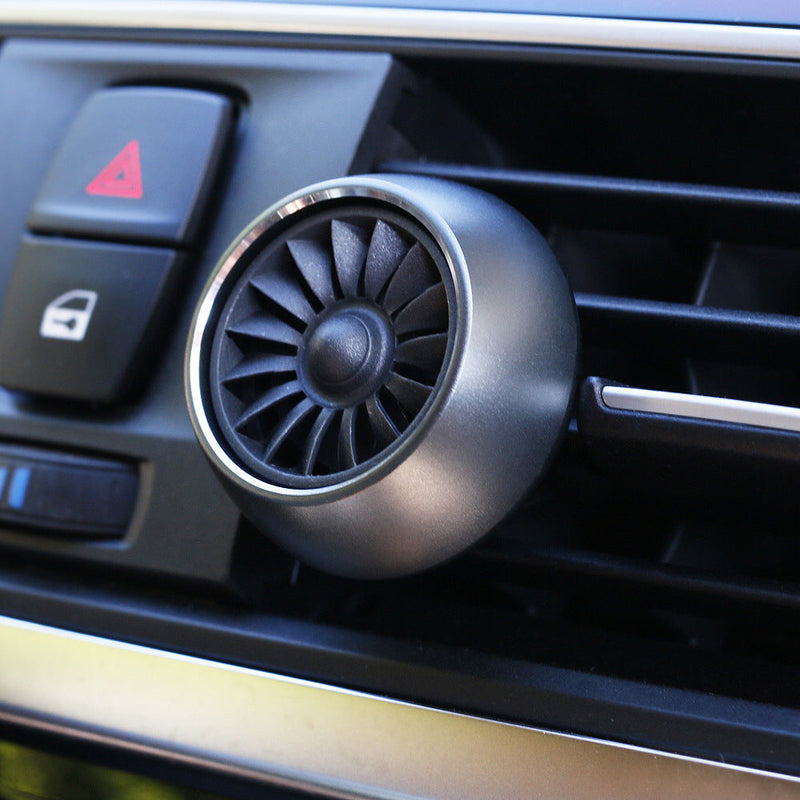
[603, 386, 800, 433]
[2, 1, 800, 60]
[0, 614, 798, 798]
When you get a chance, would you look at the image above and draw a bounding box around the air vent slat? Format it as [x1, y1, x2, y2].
[234, 381, 303, 432]
[302, 407, 336, 475]
[576, 293, 800, 363]
[395, 333, 449, 373]
[222, 354, 296, 384]
[364, 220, 408, 300]
[384, 372, 432, 415]
[339, 406, 358, 469]
[392, 282, 448, 336]
[381, 160, 800, 211]
[463, 546, 800, 616]
[365, 395, 401, 445]
[263, 397, 317, 463]
[331, 220, 367, 298]
[226, 315, 302, 347]
[381, 160, 800, 243]
[382, 243, 440, 315]
[249, 270, 316, 324]
[287, 239, 336, 307]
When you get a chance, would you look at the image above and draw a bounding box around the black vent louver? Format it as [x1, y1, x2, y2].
[383, 58, 800, 443]
[259, 55, 800, 725]
[210, 207, 450, 487]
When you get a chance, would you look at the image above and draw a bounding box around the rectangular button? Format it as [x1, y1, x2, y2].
[28, 86, 233, 246]
[0, 236, 183, 402]
[0, 444, 138, 538]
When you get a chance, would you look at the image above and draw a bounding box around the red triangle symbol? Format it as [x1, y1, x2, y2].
[85, 139, 143, 199]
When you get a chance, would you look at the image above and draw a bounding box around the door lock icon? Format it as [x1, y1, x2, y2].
[40, 290, 98, 342]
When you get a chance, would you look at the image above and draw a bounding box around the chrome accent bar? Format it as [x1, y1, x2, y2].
[602, 386, 800, 433]
[0, 614, 798, 799]
[2, 1, 800, 60]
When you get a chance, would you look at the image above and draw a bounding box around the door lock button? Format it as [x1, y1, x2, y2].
[0, 236, 183, 402]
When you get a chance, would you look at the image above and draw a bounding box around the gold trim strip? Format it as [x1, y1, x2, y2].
[0, 614, 798, 799]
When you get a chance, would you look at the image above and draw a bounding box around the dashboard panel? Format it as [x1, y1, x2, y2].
[1, 3, 800, 798]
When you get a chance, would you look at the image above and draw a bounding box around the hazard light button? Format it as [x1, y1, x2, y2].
[28, 86, 233, 246]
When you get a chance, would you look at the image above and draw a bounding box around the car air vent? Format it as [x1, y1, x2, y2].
[250, 56, 800, 715]
[380, 58, 800, 480]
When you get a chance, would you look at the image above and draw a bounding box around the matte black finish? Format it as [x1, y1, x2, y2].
[188, 175, 579, 577]
[0, 443, 137, 538]
[383, 159, 800, 209]
[575, 293, 800, 364]
[28, 87, 233, 247]
[208, 205, 450, 487]
[0, 237, 183, 402]
[303, 307, 394, 400]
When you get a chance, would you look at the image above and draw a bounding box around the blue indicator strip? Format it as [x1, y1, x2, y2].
[8, 467, 31, 510]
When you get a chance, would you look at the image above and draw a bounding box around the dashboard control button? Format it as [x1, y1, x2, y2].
[28, 86, 233, 245]
[0, 236, 183, 402]
[0, 443, 137, 538]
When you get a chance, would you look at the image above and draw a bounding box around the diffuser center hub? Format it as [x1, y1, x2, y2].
[302, 305, 395, 405]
